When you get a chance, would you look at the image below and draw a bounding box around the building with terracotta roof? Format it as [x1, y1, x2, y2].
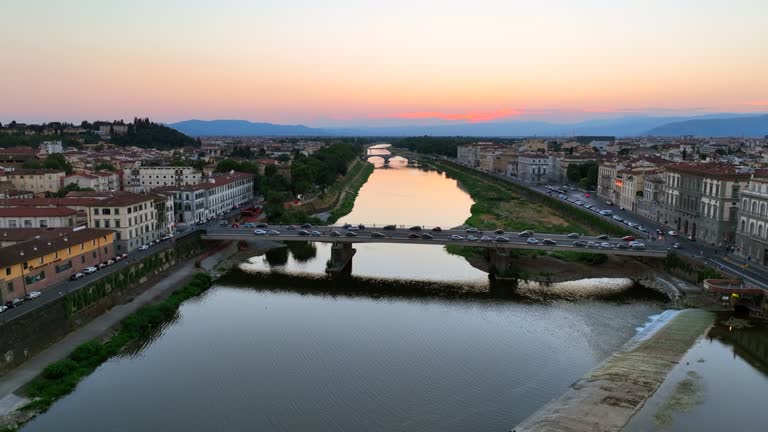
[64, 171, 120, 192]
[156, 171, 254, 224]
[659, 163, 751, 245]
[0, 207, 79, 229]
[3, 169, 66, 194]
[0, 228, 115, 303]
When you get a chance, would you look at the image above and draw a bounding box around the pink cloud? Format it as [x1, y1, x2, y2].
[385, 108, 523, 123]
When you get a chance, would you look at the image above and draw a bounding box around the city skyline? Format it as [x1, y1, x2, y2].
[2, 0, 767, 125]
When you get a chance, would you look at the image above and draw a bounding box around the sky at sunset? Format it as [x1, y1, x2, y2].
[1, 0, 767, 125]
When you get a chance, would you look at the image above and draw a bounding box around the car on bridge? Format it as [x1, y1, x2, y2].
[409, 226, 422, 231]
[330, 230, 341, 237]
[597, 234, 610, 240]
[371, 232, 386, 238]
[450, 235, 464, 240]
[466, 227, 479, 233]
[495, 236, 510, 242]
[421, 233, 434, 240]
[345, 231, 358, 237]
[253, 229, 266, 235]
[298, 230, 310, 236]
[267, 229, 281, 235]
[408, 233, 420, 239]
[494, 229, 505, 234]
[256, 223, 268, 228]
[567, 233, 580, 239]
[480, 236, 493, 241]
[383, 225, 396, 230]
[431, 227, 442, 232]
[527, 238, 540, 245]
[573, 240, 587, 247]
[622, 236, 636, 242]
[600, 242, 611, 248]
[542, 239, 557, 245]
[311, 231, 322, 236]
[300, 223, 313, 229]
[518, 230, 533, 237]
[467, 235, 478, 241]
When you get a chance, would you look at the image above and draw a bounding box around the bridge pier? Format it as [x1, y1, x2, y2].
[488, 248, 512, 275]
[326, 242, 356, 277]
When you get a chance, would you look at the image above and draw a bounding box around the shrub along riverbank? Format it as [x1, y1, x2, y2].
[18, 272, 213, 415]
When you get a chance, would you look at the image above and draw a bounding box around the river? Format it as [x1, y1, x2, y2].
[22, 146, 765, 432]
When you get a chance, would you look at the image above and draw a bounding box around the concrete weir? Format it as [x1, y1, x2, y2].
[511, 309, 714, 432]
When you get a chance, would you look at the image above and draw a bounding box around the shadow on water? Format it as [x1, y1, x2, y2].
[221, 266, 669, 305]
[708, 317, 768, 378]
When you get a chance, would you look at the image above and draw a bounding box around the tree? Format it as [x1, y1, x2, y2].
[93, 162, 116, 171]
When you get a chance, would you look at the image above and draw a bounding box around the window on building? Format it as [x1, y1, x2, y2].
[115, 219, 120, 228]
[24, 220, 32, 228]
[94, 208, 99, 215]
[104, 220, 110, 228]
[95, 220, 101, 228]
[39, 220, 48, 228]
[8, 220, 16, 228]
[115, 208, 120, 215]
[7, 282, 13, 292]
[92, 251, 97, 258]
[103, 208, 111, 215]
[5, 267, 10, 276]
[38, 257, 44, 264]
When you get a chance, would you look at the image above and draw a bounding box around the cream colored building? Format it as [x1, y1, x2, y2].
[4, 169, 66, 194]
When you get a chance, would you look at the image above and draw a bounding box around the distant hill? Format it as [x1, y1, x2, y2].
[645, 114, 768, 137]
[111, 119, 197, 149]
[169, 119, 327, 137]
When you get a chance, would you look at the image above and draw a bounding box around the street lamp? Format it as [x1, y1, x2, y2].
[19, 252, 28, 298]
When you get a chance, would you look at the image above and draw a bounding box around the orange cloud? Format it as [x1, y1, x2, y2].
[744, 101, 768, 106]
[386, 108, 523, 123]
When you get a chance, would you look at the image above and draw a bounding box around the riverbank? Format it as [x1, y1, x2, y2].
[512, 309, 715, 432]
[0, 243, 240, 430]
[305, 159, 374, 222]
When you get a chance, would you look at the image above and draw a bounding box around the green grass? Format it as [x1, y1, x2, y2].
[327, 163, 374, 224]
[21, 273, 213, 413]
[432, 161, 629, 236]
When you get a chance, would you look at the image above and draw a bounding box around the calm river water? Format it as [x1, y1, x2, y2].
[24, 147, 764, 432]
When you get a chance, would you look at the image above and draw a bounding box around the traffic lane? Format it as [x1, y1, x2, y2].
[208, 229, 663, 250]
[1, 241, 173, 322]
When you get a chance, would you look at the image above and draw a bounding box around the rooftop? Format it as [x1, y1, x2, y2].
[0, 228, 115, 268]
[0, 207, 78, 217]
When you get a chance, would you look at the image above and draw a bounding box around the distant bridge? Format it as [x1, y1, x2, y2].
[202, 225, 667, 276]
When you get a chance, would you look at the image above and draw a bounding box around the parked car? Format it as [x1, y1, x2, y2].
[5, 298, 23, 309]
[668, 230, 678, 237]
[114, 255, 122, 262]
[542, 239, 557, 245]
[526, 238, 540, 245]
[98, 263, 107, 270]
[672, 242, 681, 249]
[138, 244, 149, 251]
[0, 305, 7, 313]
[612, 215, 623, 222]
[518, 230, 534, 237]
[83, 266, 98, 274]
[107, 259, 115, 265]
[70, 272, 85, 281]
[567, 233, 580, 239]
[121, 253, 128, 259]
[25, 291, 42, 300]
[584, 193, 591, 198]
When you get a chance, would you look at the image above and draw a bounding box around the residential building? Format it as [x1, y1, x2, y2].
[4, 169, 66, 194]
[659, 163, 750, 245]
[0, 207, 78, 228]
[39, 141, 63, 155]
[0, 228, 115, 303]
[517, 154, 551, 183]
[636, 171, 665, 222]
[122, 166, 202, 192]
[158, 172, 254, 224]
[64, 171, 120, 192]
[735, 174, 768, 266]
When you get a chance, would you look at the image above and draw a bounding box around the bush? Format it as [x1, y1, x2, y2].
[42, 359, 79, 380]
[69, 340, 107, 364]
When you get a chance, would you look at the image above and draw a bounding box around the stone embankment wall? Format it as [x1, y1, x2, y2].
[0, 233, 208, 376]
